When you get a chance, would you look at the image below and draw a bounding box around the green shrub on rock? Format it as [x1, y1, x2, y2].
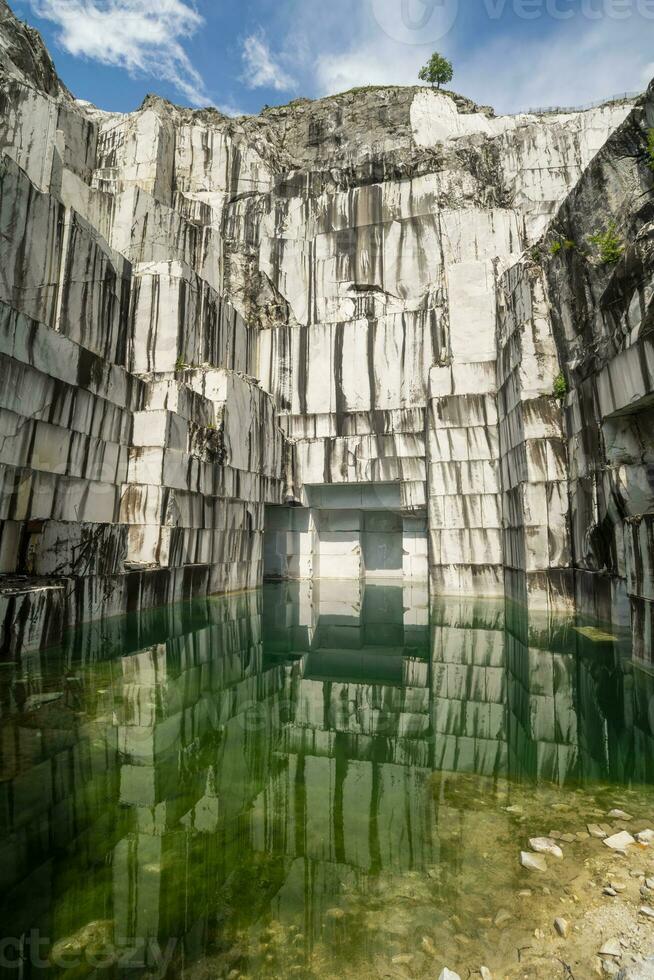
[589, 222, 623, 264]
[549, 239, 575, 257]
[647, 129, 654, 173]
[553, 373, 568, 400]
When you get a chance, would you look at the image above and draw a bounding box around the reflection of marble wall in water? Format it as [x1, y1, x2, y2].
[0, 592, 299, 960]
[576, 643, 654, 786]
[431, 598, 508, 778]
[3, 584, 654, 962]
[430, 599, 652, 786]
[629, 663, 654, 783]
[0, 663, 122, 942]
[253, 581, 436, 891]
[108, 591, 298, 953]
[504, 604, 580, 784]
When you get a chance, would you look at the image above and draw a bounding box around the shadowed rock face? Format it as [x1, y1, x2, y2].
[0, 0, 651, 657]
[0, 0, 69, 98]
[534, 78, 654, 654]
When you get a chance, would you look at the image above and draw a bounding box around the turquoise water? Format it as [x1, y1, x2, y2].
[0, 581, 653, 979]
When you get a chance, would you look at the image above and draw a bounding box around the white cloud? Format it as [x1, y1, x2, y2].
[315, 41, 422, 95]
[455, 16, 653, 113]
[28, 0, 209, 105]
[282, 0, 654, 113]
[217, 101, 251, 118]
[241, 31, 296, 91]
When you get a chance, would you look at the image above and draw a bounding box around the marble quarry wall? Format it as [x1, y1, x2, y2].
[235, 94, 631, 606]
[0, 0, 653, 657]
[496, 259, 572, 612]
[0, 0, 289, 656]
[536, 78, 654, 659]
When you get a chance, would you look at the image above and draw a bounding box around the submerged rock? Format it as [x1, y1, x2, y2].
[50, 920, 114, 964]
[493, 909, 512, 928]
[521, 851, 548, 872]
[325, 907, 346, 921]
[599, 940, 623, 959]
[616, 960, 654, 979]
[529, 837, 564, 859]
[604, 832, 636, 853]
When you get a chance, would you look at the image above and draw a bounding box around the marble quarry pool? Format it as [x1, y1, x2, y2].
[1, 583, 653, 979]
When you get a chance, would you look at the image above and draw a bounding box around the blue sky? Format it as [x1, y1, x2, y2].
[14, 0, 654, 116]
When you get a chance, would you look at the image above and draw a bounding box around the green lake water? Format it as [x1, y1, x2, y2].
[1, 581, 653, 979]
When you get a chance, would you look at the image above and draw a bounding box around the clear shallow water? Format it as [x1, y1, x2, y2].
[0, 581, 653, 979]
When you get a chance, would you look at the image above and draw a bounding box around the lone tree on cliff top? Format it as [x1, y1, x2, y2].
[418, 52, 454, 89]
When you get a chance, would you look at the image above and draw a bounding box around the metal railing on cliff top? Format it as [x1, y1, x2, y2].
[517, 90, 641, 116]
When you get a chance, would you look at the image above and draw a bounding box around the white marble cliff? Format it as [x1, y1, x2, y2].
[0, 0, 652, 660]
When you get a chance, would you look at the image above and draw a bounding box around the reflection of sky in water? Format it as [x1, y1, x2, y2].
[0, 581, 652, 977]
